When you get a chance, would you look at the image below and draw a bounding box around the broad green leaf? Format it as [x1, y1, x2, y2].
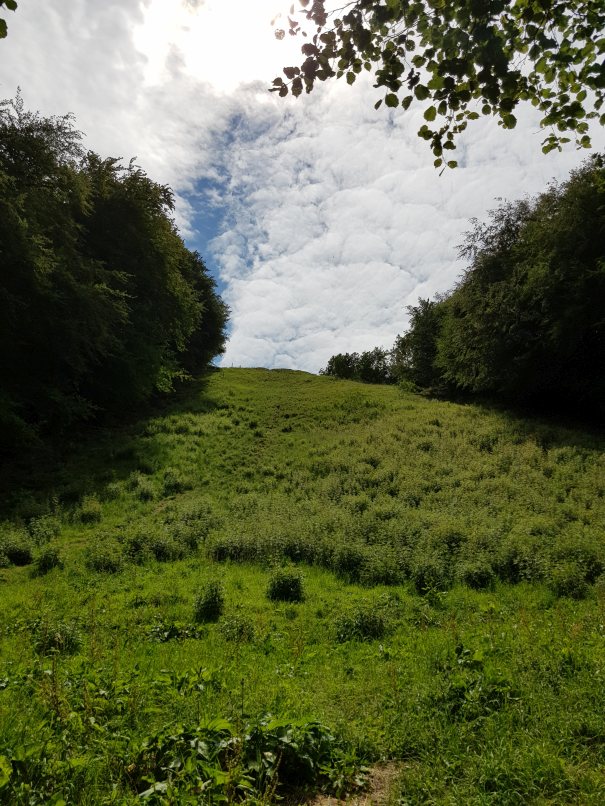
[385, 93, 399, 107]
[0, 756, 11, 789]
[424, 105, 437, 121]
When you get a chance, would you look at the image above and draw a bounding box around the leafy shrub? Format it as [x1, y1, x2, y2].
[148, 531, 187, 562]
[548, 560, 589, 599]
[162, 467, 190, 497]
[32, 545, 64, 576]
[0, 529, 33, 566]
[335, 605, 388, 642]
[85, 540, 124, 573]
[128, 715, 365, 800]
[496, 534, 545, 583]
[267, 568, 305, 603]
[78, 495, 102, 524]
[458, 557, 496, 590]
[410, 551, 450, 594]
[193, 581, 225, 622]
[31, 618, 82, 655]
[220, 615, 255, 643]
[333, 543, 366, 581]
[102, 481, 123, 501]
[28, 514, 61, 545]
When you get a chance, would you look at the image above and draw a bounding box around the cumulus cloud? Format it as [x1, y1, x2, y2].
[212, 77, 604, 371]
[2, 1, 603, 372]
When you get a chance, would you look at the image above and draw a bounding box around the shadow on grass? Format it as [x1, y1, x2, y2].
[0, 371, 219, 521]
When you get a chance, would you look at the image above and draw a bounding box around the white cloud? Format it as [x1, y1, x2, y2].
[1, 1, 603, 373]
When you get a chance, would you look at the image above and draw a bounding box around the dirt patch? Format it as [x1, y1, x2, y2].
[306, 762, 401, 806]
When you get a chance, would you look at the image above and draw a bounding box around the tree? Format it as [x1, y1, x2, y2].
[435, 154, 605, 415]
[0, 95, 228, 449]
[392, 298, 444, 389]
[0, 0, 17, 39]
[273, 0, 605, 165]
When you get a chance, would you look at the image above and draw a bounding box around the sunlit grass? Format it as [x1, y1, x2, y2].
[1, 368, 605, 802]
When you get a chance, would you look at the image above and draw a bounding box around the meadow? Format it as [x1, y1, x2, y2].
[1, 368, 605, 804]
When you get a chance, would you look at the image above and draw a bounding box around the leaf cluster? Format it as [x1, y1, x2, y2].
[274, 0, 605, 161]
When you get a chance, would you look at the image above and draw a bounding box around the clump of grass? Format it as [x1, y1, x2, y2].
[334, 604, 388, 642]
[458, 556, 496, 590]
[267, 568, 305, 603]
[220, 615, 255, 643]
[162, 467, 190, 497]
[85, 539, 124, 573]
[0, 528, 33, 566]
[78, 495, 102, 524]
[28, 514, 61, 545]
[31, 617, 82, 655]
[548, 560, 589, 599]
[32, 545, 64, 577]
[194, 580, 225, 622]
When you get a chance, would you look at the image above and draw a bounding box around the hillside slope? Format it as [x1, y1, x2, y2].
[1, 368, 605, 803]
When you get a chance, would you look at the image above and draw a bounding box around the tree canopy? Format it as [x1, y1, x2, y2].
[0, 95, 229, 449]
[322, 154, 605, 419]
[274, 0, 605, 165]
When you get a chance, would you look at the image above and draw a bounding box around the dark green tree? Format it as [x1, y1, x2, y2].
[435, 154, 605, 414]
[0, 96, 228, 449]
[320, 351, 360, 379]
[274, 0, 605, 164]
[392, 298, 445, 389]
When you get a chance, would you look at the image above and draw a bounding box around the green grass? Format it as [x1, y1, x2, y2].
[1, 368, 605, 803]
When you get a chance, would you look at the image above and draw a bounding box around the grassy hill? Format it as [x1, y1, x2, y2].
[1, 368, 605, 803]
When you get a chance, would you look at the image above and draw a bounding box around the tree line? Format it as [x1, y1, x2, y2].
[0, 95, 228, 451]
[322, 155, 605, 419]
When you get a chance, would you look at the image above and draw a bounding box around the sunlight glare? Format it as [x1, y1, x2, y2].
[134, 0, 306, 93]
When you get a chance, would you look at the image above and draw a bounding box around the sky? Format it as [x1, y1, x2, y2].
[1, 0, 603, 372]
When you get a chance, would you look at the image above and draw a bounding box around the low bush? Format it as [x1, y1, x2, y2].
[0, 529, 33, 566]
[335, 604, 388, 642]
[78, 495, 102, 524]
[85, 540, 124, 573]
[220, 615, 255, 642]
[458, 557, 496, 590]
[31, 617, 82, 655]
[548, 560, 589, 599]
[193, 580, 225, 622]
[162, 468, 191, 497]
[267, 568, 305, 603]
[32, 545, 64, 576]
[28, 514, 61, 545]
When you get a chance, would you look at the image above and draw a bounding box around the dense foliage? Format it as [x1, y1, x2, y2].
[407, 155, 605, 415]
[324, 156, 605, 418]
[320, 346, 395, 383]
[0, 96, 228, 449]
[275, 0, 605, 163]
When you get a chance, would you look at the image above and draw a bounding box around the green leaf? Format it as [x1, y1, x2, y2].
[5, 0, 18, 9]
[374, 99, 383, 110]
[385, 93, 399, 107]
[414, 85, 430, 101]
[424, 105, 437, 121]
[346, 72, 356, 85]
[0, 756, 11, 789]
[447, 160, 458, 168]
[0, 19, 7, 38]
